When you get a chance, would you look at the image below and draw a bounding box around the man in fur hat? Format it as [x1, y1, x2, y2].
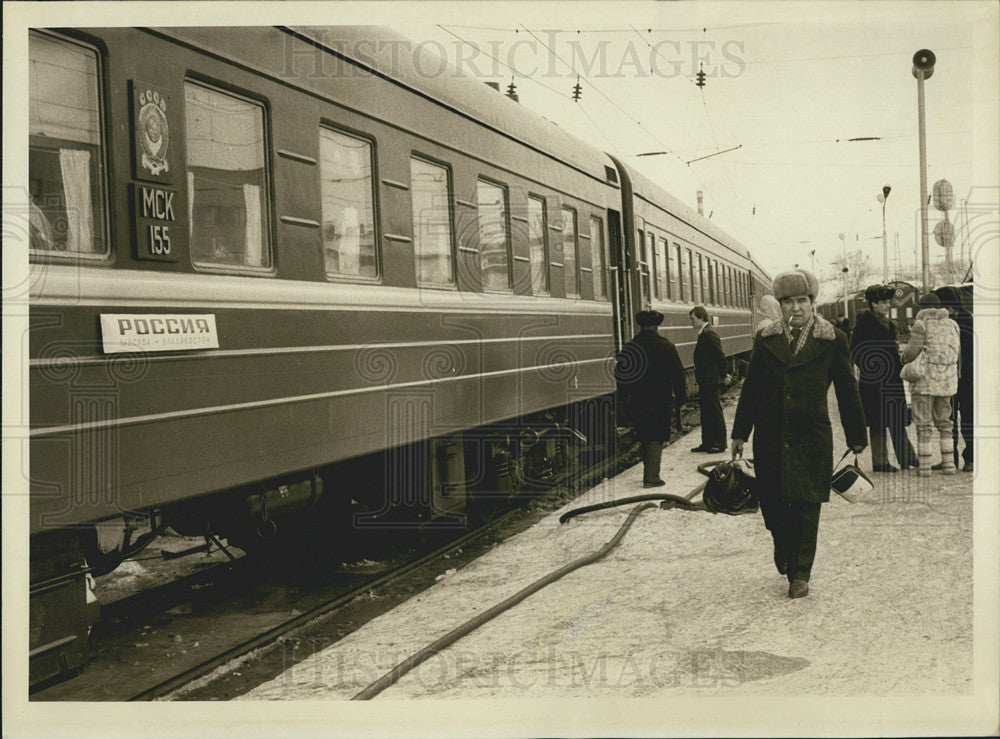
[731, 268, 867, 599]
[615, 310, 687, 487]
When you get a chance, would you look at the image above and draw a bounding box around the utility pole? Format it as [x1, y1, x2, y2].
[913, 49, 936, 292]
[878, 185, 891, 282]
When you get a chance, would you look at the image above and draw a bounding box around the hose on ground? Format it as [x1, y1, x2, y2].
[352, 501, 658, 700]
[558, 489, 707, 523]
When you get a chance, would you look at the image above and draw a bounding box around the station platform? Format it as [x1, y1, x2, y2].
[240, 388, 992, 734]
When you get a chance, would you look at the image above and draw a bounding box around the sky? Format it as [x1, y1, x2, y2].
[389, 2, 998, 300]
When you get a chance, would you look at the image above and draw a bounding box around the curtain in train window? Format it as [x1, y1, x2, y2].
[28, 31, 105, 256]
[411, 158, 453, 286]
[528, 196, 549, 295]
[590, 216, 607, 300]
[562, 207, 580, 298]
[477, 180, 511, 291]
[185, 82, 270, 270]
[319, 128, 376, 278]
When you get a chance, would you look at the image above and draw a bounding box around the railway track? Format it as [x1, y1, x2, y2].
[32, 393, 729, 702]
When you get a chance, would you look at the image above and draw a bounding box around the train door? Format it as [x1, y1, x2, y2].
[607, 209, 632, 351]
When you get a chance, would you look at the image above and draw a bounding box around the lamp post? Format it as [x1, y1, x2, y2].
[913, 49, 936, 292]
[878, 186, 891, 282]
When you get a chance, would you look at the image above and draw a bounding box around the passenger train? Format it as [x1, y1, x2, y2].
[26, 26, 771, 686]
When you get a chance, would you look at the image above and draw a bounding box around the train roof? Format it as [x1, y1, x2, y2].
[623, 162, 764, 272]
[286, 26, 617, 185]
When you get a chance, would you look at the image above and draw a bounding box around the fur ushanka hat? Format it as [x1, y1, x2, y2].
[772, 268, 820, 301]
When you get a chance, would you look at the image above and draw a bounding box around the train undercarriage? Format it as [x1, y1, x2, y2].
[29, 395, 620, 691]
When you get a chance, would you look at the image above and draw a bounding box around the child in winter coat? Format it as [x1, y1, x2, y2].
[900, 292, 961, 475]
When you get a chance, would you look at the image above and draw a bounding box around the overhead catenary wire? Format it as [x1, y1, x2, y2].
[435, 24, 574, 101]
[517, 24, 681, 158]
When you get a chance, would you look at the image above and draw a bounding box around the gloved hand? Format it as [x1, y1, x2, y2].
[731, 438, 745, 459]
[851, 444, 867, 454]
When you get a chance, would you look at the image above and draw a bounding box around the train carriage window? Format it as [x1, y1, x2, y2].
[186, 82, 271, 271]
[411, 157, 454, 286]
[691, 252, 702, 303]
[646, 232, 657, 299]
[590, 216, 607, 300]
[669, 243, 679, 301]
[655, 237, 668, 300]
[527, 196, 549, 295]
[562, 206, 580, 298]
[636, 229, 649, 305]
[681, 247, 692, 303]
[705, 258, 715, 304]
[698, 255, 707, 305]
[318, 127, 376, 279]
[477, 179, 512, 291]
[29, 31, 107, 257]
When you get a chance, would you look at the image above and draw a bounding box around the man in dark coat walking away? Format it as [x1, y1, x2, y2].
[850, 284, 917, 472]
[731, 268, 867, 599]
[689, 305, 728, 453]
[615, 310, 687, 487]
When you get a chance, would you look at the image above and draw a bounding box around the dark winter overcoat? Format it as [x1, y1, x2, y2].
[732, 315, 867, 503]
[850, 310, 908, 430]
[615, 328, 687, 442]
[693, 326, 727, 387]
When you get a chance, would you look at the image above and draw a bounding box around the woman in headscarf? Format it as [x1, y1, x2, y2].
[850, 284, 917, 472]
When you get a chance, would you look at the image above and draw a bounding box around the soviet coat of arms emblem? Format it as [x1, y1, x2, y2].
[138, 89, 169, 176]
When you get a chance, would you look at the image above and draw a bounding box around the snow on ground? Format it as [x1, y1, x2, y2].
[241, 388, 974, 702]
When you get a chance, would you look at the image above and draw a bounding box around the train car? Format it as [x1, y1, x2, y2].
[817, 280, 921, 340]
[25, 25, 767, 686]
[617, 165, 768, 396]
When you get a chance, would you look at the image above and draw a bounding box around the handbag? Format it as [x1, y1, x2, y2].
[900, 351, 925, 383]
[831, 449, 875, 503]
[698, 458, 759, 515]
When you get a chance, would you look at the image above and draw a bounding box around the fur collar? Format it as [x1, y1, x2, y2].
[759, 314, 835, 341]
[916, 307, 951, 321]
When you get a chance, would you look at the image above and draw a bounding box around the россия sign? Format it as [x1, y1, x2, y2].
[100, 313, 220, 353]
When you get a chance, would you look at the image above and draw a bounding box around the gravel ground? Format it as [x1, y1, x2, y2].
[240, 388, 993, 737]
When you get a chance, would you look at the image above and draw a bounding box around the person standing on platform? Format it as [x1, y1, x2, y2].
[731, 268, 867, 599]
[615, 310, 687, 488]
[934, 286, 973, 472]
[900, 292, 961, 476]
[689, 306, 729, 453]
[850, 284, 918, 472]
